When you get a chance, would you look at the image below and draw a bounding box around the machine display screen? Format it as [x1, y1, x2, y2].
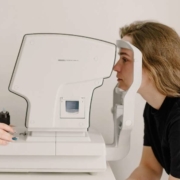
[66, 101, 79, 113]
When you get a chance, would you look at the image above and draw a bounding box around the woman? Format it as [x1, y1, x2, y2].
[1, 21, 180, 179]
[113, 21, 180, 180]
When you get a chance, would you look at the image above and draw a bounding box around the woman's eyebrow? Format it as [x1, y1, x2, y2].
[118, 52, 130, 57]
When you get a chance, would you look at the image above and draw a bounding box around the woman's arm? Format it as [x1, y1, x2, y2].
[126, 146, 163, 180]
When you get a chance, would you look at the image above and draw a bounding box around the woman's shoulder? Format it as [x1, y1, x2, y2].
[143, 96, 180, 123]
[166, 97, 180, 127]
[168, 96, 180, 114]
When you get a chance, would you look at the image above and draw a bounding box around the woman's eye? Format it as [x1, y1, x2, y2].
[122, 57, 128, 62]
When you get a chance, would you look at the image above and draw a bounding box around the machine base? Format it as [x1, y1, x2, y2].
[0, 129, 106, 172]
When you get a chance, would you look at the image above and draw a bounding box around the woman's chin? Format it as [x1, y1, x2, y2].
[118, 85, 127, 91]
[117, 83, 129, 91]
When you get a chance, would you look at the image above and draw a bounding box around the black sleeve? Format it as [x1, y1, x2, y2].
[168, 115, 180, 178]
[143, 103, 151, 146]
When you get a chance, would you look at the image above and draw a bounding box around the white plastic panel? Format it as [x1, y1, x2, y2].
[56, 131, 105, 156]
[9, 34, 116, 130]
[0, 142, 55, 156]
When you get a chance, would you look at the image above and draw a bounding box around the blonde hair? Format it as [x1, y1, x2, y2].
[120, 21, 180, 97]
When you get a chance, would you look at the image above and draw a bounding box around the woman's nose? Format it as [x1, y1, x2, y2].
[113, 61, 121, 72]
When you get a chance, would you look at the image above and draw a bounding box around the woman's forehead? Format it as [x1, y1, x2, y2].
[119, 48, 133, 57]
[118, 35, 133, 57]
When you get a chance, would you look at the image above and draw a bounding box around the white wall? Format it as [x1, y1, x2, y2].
[0, 0, 179, 179]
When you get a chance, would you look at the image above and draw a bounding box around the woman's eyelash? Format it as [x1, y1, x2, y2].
[122, 57, 128, 62]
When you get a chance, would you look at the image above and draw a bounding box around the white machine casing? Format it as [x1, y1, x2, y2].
[0, 34, 142, 172]
[107, 40, 142, 161]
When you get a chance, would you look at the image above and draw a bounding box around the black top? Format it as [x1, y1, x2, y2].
[143, 96, 180, 178]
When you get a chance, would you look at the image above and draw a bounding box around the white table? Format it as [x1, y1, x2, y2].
[0, 163, 116, 180]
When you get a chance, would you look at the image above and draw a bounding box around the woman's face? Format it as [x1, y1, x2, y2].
[113, 36, 148, 92]
[113, 36, 134, 91]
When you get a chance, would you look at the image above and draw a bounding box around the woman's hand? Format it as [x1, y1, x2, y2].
[0, 123, 15, 145]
